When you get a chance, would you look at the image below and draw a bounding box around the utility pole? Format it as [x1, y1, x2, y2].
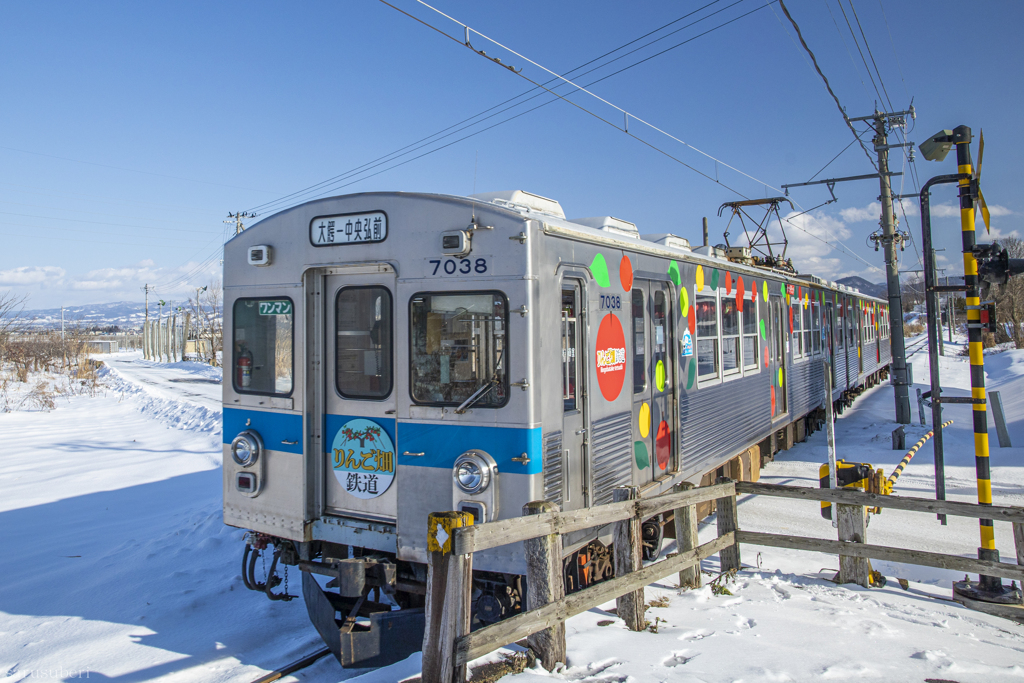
[142, 284, 151, 360]
[225, 211, 256, 235]
[872, 110, 912, 424]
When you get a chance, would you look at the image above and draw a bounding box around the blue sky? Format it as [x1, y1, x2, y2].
[1, 0, 1020, 308]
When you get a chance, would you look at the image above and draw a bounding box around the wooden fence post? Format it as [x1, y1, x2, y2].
[422, 511, 474, 683]
[836, 504, 869, 587]
[523, 501, 566, 670]
[613, 486, 645, 631]
[1013, 522, 1024, 567]
[672, 482, 702, 589]
[715, 477, 740, 573]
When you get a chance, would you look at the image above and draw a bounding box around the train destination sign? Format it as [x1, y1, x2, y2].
[311, 211, 387, 246]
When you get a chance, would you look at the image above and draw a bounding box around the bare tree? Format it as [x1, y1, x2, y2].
[991, 236, 1024, 348]
[0, 291, 26, 362]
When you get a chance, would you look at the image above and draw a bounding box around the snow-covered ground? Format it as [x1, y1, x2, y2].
[2, 341, 1023, 682]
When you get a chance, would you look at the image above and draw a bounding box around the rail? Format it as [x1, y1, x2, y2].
[420, 480, 1024, 683]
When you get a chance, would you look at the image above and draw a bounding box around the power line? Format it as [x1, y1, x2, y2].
[877, 0, 910, 100]
[834, 0, 886, 108]
[824, 0, 871, 101]
[847, 0, 895, 113]
[775, 0, 878, 172]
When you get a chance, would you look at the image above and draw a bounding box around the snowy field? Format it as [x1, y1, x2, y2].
[2, 341, 1024, 682]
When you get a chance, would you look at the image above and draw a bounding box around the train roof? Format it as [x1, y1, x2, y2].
[238, 190, 888, 305]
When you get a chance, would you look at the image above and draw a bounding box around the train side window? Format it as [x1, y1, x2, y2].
[802, 302, 813, 357]
[232, 297, 294, 396]
[792, 302, 804, 359]
[847, 304, 855, 346]
[632, 289, 646, 394]
[562, 287, 578, 411]
[721, 295, 740, 377]
[409, 291, 508, 408]
[335, 286, 392, 400]
[742, 299, 758, 372]
[695, 292, 719, 381]
[836, 304, 845, 349]
[811, 302, 821, 356]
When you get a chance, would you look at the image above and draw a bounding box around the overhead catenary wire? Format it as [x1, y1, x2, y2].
[847, 0, 896, 114]
[775, 0, 878, 173]
[878, 0, 910, 101]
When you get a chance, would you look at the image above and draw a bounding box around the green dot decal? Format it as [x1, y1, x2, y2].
[709, 269, 720, 290]
[656, 360, 666, 392]
[634, 441, 650, 470]
[668, 261, 681, 286]
[780, 282, 785, 296]
[759, 318, 766, 340]
[686, 358, 696, 389]
[680, 286, 689, 317]
[590, 253, 611, 288]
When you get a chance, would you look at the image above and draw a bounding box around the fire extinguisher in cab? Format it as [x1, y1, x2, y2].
[237, 345, 253, 388]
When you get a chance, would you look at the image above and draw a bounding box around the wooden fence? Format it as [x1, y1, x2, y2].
[420, 480, 1024, 683]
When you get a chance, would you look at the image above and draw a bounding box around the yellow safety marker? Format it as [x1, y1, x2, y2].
[427, 510, 473, 554]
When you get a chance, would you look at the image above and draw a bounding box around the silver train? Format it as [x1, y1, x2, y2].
[222, 190, 891, 666]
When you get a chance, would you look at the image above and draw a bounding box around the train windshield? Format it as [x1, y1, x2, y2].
[409, 292, 508, 407]
[232, 297, 294, 396]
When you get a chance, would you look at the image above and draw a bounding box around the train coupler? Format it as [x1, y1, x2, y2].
[241, 531, 297, 602]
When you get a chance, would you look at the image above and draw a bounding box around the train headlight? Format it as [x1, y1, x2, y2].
[453, 451, 493, 494]
[231, 430, 263, 468]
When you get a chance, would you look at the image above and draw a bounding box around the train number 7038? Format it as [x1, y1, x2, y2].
[429, 257, 489, 276]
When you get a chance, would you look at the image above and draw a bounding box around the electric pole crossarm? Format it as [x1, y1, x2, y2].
[781, 172, 902, 193]
[848, 108, 916, 122]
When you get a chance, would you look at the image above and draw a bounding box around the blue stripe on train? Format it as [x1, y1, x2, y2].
[396, 422, 542, 474]
[223, 407, 303, 454]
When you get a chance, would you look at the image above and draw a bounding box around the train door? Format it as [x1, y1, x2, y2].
[630, 281, 676, 482]
[769, 295, 788, 419]
[560, 281, 588, 510]
[856, 304, 864, 375]
[321, 271, 398, 521]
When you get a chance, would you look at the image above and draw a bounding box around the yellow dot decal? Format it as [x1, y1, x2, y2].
[778, 368, 784, 387]
[639, 403, 651, 438]
[762, 280, 768, 301]
[696, 265, 704, 291]
[656, 360, 666, 392]
[680, 286, 689, 316]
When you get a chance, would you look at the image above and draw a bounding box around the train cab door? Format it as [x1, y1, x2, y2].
[319, 269, 398, 521]
[560, 282, 588, 511]
[630, 281, 676, 483]
[769, 294, 788, 420]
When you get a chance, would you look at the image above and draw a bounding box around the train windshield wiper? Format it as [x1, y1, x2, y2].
[454, 378, 497, 414]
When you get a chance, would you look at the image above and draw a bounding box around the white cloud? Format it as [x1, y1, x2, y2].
[0, 266, 65, 286]
[840, 202, 881, 223]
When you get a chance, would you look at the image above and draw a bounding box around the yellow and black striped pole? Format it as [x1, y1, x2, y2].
[952, 127, 1008, 598]
[888, 420, 954, 489]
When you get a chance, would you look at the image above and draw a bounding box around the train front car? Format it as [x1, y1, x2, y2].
[222, 191, 542, 667]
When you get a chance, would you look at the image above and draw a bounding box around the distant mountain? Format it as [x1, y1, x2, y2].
[21, 300, 190, 330]
[835, 276, 888, 298]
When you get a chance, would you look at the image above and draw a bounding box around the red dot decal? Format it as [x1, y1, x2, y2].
[724, 271, 732, 295]
[771, 385, 776, 416]
[736, 276, 745, 312]
[619, 255, 634, 292]
[656, 420, 671, 470]
[764, 347, 769, 368]
[688, 309, 696, 337]
[789, 305, 794, 333]
[595, 313, 627, 402]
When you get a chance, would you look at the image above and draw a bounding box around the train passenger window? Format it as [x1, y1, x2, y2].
[335, 287, 392, 399]
[695, 293, 718, 380]
[721, 296, 740, 376]
[811, 303, 821, 356]
[802, 303, 813, 357]
[562, 287, 578, 411]
[847, 304, 856, 346]
[792, 303, 804, 359]
[632, 289, 646, 394]
[232, 297, 294, 396]
[836, 304, 845, 348]
[653, 290, 668, 389]
[742, 300, 758, 371]
[409, 292, 508, 407]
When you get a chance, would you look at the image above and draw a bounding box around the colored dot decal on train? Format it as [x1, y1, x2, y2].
[668, 260, 681, 286]
[789, 305, 794, 333]
[763, 280, 768, 302]
[764, 347, 769, 368]
[634, 441, 650, 470]
[595, 313, 627, 401]
[656, 421, 671, 470]
[639, 402, 651, 438]
[780, 282, 785, 296]
[759, 319, 766, 340]
[724, 271, 732, 295]
[680, 286, 689, 317]
[620, 254, 634, 291]
[771, 385, 776, 416]
[686, 358, 696, 389]
[778, 368, 784, 387]
[590, 253, 611, 288]
[655, 360, 666, 392]
[696, 265, 704, 291]
[688, 309, 696, 337]
[709, 268, 720, 290]
[736, 276, 744, 312]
